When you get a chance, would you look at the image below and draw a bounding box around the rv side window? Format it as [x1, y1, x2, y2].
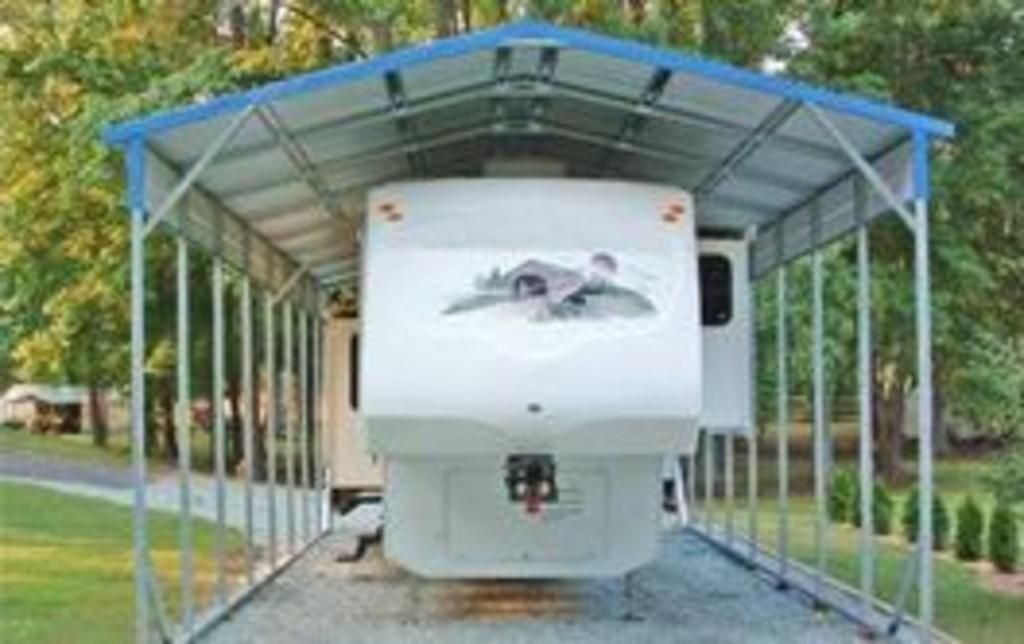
[349, 333, 359, 411]
[699, 254, 732, 326]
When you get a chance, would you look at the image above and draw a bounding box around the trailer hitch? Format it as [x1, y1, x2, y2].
[505, 454, 558, 515]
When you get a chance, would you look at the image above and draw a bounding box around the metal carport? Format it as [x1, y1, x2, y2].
[103, 19, 954, 644]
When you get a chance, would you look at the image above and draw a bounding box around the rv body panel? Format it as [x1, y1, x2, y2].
[322, 317, 382, 492]
[359, 179, 704, 578]
[698, 238, 754, 435]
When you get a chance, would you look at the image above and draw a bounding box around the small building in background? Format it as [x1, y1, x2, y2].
[0, 384, 126, 434]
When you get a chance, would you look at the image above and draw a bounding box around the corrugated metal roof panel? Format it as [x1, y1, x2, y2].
[106, 21, 951, 289]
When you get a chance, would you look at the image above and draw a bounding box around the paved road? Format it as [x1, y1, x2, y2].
[0, 448, 321, 545]
[0, 449, 133, 488]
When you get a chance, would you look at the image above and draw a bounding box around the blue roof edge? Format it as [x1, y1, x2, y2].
[102, 19, 954, 147]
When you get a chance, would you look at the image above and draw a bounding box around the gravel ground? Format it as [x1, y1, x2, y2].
[201, 529, 863, 644]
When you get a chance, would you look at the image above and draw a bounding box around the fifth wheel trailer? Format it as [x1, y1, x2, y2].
[322, 178, 753, 578]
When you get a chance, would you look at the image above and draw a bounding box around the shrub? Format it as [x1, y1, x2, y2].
[902, 486, 950, 550]
[853, 481, 894, 535]
[828, 469, 857, 523]
[988, 502, 1019, 573]
[954, 496, 985, 562]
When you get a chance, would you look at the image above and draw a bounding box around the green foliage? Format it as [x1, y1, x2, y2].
[828, 468, 856, 523]
[902, 486, 951, 551]
[987, 502, 1020, 573]
[784, 0, 1024, 454]
[954, 496, 985, 562]
[986, 443, 1024, 506]
[852, 480, 894, 535]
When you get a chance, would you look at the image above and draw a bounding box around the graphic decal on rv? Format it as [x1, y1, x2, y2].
[443, 252, 656, 320]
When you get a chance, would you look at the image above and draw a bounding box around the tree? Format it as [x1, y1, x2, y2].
[786, 0, 1024, 477]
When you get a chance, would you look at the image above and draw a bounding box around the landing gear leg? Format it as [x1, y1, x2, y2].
[623, 571, 642, 622]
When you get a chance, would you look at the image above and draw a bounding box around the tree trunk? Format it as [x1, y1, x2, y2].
[143, 377, 158, 458]
[267, 0, 282, 44]
[873, 356, 907, 484]
[875, 390, 905, 484]
[627, 0, 646, 25]
[932, 365, 952, 455]
[88, 383, 108, 447]
[227, 379, 243, 473]
[435, 0, 457, 37]
[229, 3, 246, 48]
[159, 378, 178, 462]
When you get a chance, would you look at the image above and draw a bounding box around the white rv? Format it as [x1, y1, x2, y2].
[329, 178, 751, 578]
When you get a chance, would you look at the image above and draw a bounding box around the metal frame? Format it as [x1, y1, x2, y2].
[111, 20, 948, 644]
[691, 117, 939, 639]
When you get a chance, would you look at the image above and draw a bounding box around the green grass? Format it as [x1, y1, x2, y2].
[701, 455, 1023, 644]
[0, 481, 246, 644]
[0, 423, 131, 466]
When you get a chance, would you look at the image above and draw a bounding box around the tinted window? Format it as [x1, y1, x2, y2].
[700, 255, 732, 326]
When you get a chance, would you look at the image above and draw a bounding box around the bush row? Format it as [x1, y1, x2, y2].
[828, 470, 1019, 572]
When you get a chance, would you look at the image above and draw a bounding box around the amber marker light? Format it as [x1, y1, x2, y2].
[662, 202, 685, 223]
[377, 201, 403, 222]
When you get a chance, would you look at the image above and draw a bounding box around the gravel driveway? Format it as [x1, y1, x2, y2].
[200, 530, 863, 644]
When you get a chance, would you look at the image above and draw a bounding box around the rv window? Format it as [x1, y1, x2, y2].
[349, 333, 359, 411]
[699, 255, 732, 326]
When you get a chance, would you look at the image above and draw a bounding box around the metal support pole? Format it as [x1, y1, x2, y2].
[776, 266, 790, 583]
[672, 456, 688, 526]
[685, 454, 697, 526]
[283, 300, 296, 553]
[748, 273, 760, 561]
[313, 314, 324, 533]
[855, 176, 876, 615]
[725, 433, 735, 545]
[127, 138, 150, 644]
[212, 257, 228, 605]
[264, 294, 278, 568]
[704, 432, 715, 532]
[299, 307, 311, 543]
[241, 275, 255, 585]
[175, 236, 195, 634]
[913, 132, 934, 628]
[812, 221, 828, 598]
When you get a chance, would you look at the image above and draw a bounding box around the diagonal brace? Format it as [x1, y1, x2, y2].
[144, 105, 255, 238]
[696, 100, 799, 197]
[804, 102, 915, 230]
[271, 264, 310, 305]
[256, 105, 341, 222]
[599, 67, 672, 174]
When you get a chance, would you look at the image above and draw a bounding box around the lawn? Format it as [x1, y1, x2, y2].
[0, 423, 132, 466]
[699, 448, 1023, 644]
[0, 481, 246, 644]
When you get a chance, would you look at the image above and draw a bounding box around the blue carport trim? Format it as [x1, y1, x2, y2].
[103, 20, 954, 147]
